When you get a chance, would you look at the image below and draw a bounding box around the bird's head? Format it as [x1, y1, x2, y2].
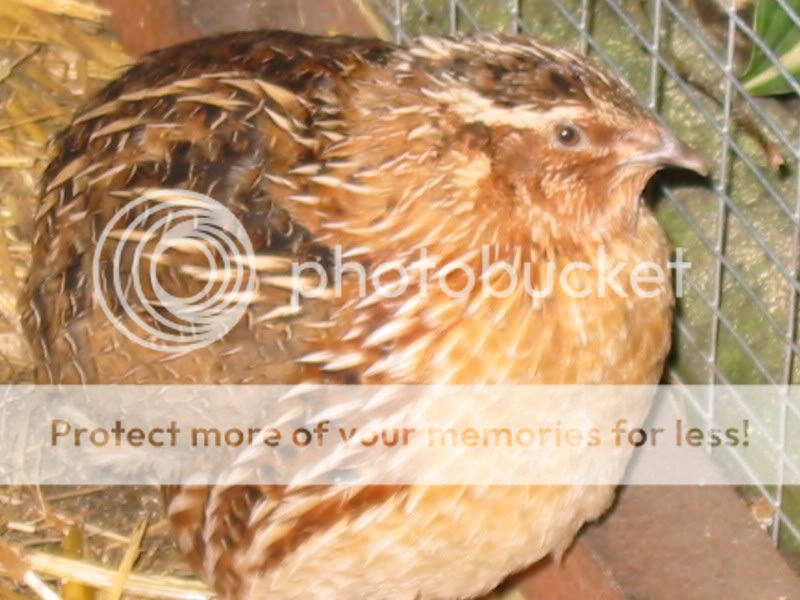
[411, 34, 707, 245]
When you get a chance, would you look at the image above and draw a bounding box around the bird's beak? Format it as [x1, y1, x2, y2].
[617, 123, 709, 176]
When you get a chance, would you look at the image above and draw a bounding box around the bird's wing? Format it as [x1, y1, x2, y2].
[21, 31, 398, 384]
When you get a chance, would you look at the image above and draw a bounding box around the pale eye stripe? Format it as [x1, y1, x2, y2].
[422, 86, 589, 129]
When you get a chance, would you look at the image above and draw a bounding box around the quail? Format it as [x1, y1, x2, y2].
[22, 30, 706, 599]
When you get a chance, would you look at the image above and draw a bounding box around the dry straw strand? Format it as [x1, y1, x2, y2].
[106, 520, 147, 600]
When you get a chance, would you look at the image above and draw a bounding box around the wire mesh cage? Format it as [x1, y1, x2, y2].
[368, 0, 800, 567]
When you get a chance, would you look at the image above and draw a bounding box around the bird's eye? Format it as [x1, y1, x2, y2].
[555, 123, 582, 148]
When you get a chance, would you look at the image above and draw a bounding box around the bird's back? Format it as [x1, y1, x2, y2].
[23, 31, 393, 384]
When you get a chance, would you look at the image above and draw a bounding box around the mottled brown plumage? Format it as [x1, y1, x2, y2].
[22, 30, 705, 599]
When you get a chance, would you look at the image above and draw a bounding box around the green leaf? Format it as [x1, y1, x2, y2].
[742, 0, 800, 96]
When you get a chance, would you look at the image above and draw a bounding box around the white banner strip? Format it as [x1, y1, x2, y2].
[0, 385, 796, 485]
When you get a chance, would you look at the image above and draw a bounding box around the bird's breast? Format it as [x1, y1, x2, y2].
[344, 211, 674, 386]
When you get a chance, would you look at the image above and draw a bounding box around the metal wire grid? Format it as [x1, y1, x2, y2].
[370, 0, 800, 562]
